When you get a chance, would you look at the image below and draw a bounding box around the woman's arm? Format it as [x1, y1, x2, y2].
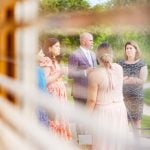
[139, 66, 148, 83]
[86, 72, 98, 112]
[124, 66, 148, 85]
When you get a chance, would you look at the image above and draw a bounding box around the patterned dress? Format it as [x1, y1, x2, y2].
[40, 56, 71, 140]
[119, 59, 146, 121]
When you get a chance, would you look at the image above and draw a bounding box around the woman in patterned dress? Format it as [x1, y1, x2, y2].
[119, 41, 148, 130]
[39, 38, 71, 140]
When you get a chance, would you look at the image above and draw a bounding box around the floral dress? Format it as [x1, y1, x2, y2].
[40, 56, 71, 140]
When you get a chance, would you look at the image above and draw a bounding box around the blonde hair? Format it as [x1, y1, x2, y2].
[124, 41, 141, 60]
[97, 42, 113, 69]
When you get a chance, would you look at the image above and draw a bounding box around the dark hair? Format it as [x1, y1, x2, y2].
[97, 42, 113, 68]
[42, 38, 61, 62]
[124, 41, 141, 61]
[97, 42, 111, 50]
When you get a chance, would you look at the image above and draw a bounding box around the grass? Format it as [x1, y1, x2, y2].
[147, 65, 150, 82]
[142, 115, 150, 128]
[65, 78, 74, 103]
[141, 115, 150, 137]
[144, 89, 150, 106]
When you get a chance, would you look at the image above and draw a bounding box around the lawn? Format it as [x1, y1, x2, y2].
[142, 115, 150, 128]
[144, 89, 150, 106]
[141, 115, 150, 137]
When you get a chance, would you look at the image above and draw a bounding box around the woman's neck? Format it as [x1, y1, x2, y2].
[126, 57, 139, 64]
[127, 55, 135, 61]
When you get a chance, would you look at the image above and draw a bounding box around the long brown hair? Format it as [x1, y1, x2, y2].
[124, 41, 141, 61]
[42, 38, 61, 62]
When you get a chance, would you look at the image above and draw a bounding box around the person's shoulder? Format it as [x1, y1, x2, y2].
[73, 47, 81, 53]
[138, 59, 146, 66]
[39, 56, 53, 67]
[90, 68, 105, 78]
[112, 63, 123, 71]
[113, 63, 121, 67]
[69, 47, 81, 57]
[88, 69, 100, 82]
[118, 59, 124, 65]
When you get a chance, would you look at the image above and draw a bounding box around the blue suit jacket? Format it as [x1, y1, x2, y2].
[68, 48, 97, 100]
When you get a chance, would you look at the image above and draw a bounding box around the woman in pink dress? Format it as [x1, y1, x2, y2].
[39, 38, 71, 140]
[86, 42, 129, 150]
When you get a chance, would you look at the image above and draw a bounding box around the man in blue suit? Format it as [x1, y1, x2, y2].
[68, 32, 97, 105]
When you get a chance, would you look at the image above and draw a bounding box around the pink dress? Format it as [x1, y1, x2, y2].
[92, 63, 129, 150]
[40, 56, 71, 140]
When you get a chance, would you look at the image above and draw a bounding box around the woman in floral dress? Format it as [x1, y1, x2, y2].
[39, 38, 71, 140]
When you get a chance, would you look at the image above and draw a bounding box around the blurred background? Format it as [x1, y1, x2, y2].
[0, 0, 150, 149]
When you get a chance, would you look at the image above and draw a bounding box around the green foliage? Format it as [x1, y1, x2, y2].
[141, 115, 150, 136]
[58, 0, 90, 11]
[94, 33, 109, 49]
[144, 89, 150, 106]
[60, 36, 79, 63]
[91, 4, 107, 12]
[39, 0, 59, 12]
[142, 115, 150, 134]
[105, 0, 150, 8]
[39, 0, 90, 13]
[142, 115, 150, 128]
[39, 31, 150, 66]
[148, 66, 150, 81]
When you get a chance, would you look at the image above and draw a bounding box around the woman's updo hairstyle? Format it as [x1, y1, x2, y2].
[96, 42, 113, 68]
